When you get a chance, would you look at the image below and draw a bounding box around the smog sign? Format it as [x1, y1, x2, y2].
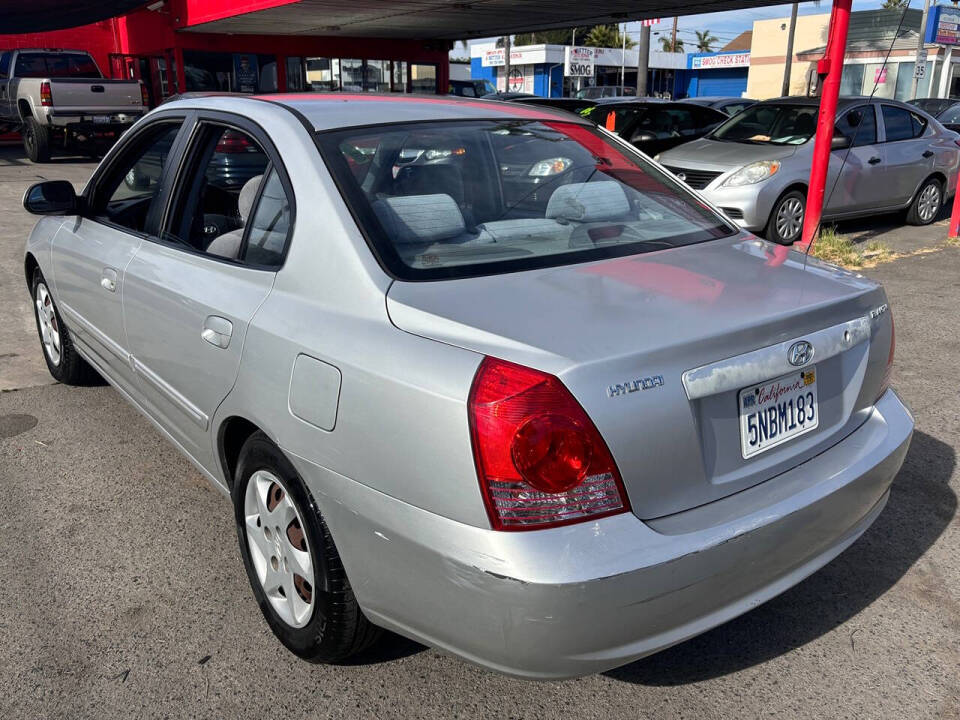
[564, 46, 596, 77]
[925, 5, 960, 46]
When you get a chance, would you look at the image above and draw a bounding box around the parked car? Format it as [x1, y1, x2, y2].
[22, 94, 912, 679]
[656, 96, 960, 244]
[684, 95, 756, 116]
[908, 97, 960, 133]
[575, 85, 635, 99]
[581, 99, 729, 156]
[506, 96, 597, 115]
[481, 91, 537, 100]
[449, 78, 497, 98]
[0, 49, 146, 162]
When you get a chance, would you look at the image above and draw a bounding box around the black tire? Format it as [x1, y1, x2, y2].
[22, 117, 51, 163]
[905, 176, 943, 226]
[765, 189, 806, 245]
[30, 269, 99, 385]
[232, 432, 381, 662]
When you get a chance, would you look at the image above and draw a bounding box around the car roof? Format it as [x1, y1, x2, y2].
[200, 93, 593, 130]
[590, 98, 720, 111]
[756, 95, 893, 110]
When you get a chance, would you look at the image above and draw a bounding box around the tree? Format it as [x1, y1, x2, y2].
[513, 29, 586, 45]
[658, 35, 685, 53]
[584, 24, 636, 49]
[881, 0, 908, 8]
[694, 30, 718, 52]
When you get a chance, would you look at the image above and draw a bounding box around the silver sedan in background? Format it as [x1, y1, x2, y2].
[656, 96, 960, 243]
[22, 94, 912, 679]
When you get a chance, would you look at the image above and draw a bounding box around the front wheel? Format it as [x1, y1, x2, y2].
[906, 177, 943, 226]
[765, 190, 806, 245]
[232, 432, 381, 662]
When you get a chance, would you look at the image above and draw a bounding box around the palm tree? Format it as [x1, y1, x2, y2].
[584, 24, 636, 49]
[695, 30, 718, 52]
[658, 35, 685, 53]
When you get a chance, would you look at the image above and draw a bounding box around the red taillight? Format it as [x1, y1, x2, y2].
[40, 81, 52, 106]
[468, 356, 630, 531]
[140, 81, 149, 108]
[878, 309, 895, 400]
[216, 130, 256, 153]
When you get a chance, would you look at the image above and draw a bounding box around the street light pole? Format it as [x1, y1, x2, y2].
[910, 0, 931, 100]
[782, 3, 799, 97]
[637, 24, 650, 96]
[503, 34, 511, 93]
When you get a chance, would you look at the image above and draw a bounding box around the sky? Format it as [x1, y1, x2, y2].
[455, 0, 909, 55]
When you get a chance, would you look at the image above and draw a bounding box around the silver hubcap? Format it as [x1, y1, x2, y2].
[35, 282, 61, 366]
[244, 470, 315, 628]
[918, 183, 940, 222]
[776, 197, 804, 241]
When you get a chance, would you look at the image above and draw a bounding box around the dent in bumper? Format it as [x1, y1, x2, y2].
[287, 390, 913, 679]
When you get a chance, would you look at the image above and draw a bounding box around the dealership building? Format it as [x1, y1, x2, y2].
[0, 0, 451, 106]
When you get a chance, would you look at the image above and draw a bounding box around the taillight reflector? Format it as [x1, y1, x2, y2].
[878, 309, 895, 400]
[468, 356, 630, 531]
[140, 81, 150, 107]
[40, 81, 52, 106]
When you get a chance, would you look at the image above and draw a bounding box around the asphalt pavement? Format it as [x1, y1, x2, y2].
[0, 145, 958, 719]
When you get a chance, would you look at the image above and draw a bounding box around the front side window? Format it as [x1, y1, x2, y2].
[319, 120, 734, 280]
[711, 103, 818, 145]
[92, 121, 183, 234]
[882, 104, 927, 142]
[835, 105, 877, 147]
[582, 106, 638, 134]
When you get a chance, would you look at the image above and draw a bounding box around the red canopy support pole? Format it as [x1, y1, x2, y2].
[950, 179, 960, 237]
[798, 0, 853, 250]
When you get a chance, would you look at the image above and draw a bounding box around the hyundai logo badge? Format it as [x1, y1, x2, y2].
[788, 340, 814, 367]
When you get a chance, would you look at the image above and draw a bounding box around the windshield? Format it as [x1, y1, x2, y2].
[318, 119, 735, 280]
[14, 52, 102, 79]
[711, 103, 817, 145]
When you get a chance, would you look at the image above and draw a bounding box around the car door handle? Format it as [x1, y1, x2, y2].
[922, 150, 935, 159]
[201, 315, 233, 349]
[868, 156, 882, 165]
[100, 267, 118, 292]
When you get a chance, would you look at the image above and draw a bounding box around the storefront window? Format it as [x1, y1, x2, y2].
[286, 56, 304, 91]
[840, 64, 864, 96]
[391, 60, 408, 92]
[306, 57, 340, 91]
[340, 58, 364, 92]
[894, 62, 914, 101]
[184, 50, 232, 92]
[365, 59, 390, 92]
[258, 54, 278, 93]
[411, 63, 437, 93]
[862, 62, 899, 100]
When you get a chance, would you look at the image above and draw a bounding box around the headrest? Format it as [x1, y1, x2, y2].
[546, 181, 630, 222]
[373, 193, 466, 244]
[238, 174, 263, 223]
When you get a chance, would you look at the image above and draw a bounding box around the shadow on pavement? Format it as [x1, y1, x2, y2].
[0, 145, 94, 166]
[606, 430, 956, 686]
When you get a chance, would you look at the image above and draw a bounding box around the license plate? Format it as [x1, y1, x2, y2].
[739, 367, 818, 459]
[92, 115, 111, 124]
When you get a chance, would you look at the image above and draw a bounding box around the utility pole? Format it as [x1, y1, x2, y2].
[910, 0, 931, 100]
[671, 16, 678, 52]
[637, 24, 651, 96]
[503, 34, 511, 93]
[620, 23, 627, 88]
[782, 3, 799, 97]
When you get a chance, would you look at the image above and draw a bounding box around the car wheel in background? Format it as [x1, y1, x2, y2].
[906, 177, 943, 226]
[765, 189, 806, 245]
[22, 117, 51, 163]
[31, 269, 99, 385]
[232, 431, 381, 662]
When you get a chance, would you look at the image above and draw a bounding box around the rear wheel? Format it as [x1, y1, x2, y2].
[765, 190, 806, 245]
[22, 117, 51, 163]
[31, 269, 98, 385]
[232, 432, 381, 662]
[906, 177, 942, 226]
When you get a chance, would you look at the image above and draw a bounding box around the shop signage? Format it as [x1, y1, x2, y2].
[564, 46, 596, 77]
[925, 5, 960, 46]
[875, 67, 887, 85]
[233, 53, 259, 93]
[690, 52, 750, 70]
[482, 49, 505, 67]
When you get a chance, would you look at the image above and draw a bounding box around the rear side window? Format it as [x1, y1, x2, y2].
[882, 105, 927, 142]
[13, 52, 102, 78]
[940, 104, 960, 125]
[318, 119, 735, 280]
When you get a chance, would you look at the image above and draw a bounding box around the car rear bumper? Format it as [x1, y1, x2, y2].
[288, 389, 913, 679]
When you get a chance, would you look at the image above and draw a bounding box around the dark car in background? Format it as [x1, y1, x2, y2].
[449, 78, 497, 98]
[685, 95, 756, 117]
[575, 85, 635, 100]
[909, 98, 960, 133]
[581, 99, 729, 156]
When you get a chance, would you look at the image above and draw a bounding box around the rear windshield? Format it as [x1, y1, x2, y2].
[711, 103, 817, 145]
[318, 120, 734, 280]
[14, 52, 102, 79]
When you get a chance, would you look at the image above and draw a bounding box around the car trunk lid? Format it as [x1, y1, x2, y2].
[386, 236, 893, 519]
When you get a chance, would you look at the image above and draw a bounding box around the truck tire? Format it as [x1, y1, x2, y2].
[23, 117, 51, 163]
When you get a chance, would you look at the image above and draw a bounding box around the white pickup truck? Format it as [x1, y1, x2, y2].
[0, 49, 146, 162]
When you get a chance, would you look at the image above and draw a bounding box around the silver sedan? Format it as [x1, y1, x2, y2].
[656, 97, 960, 243]
[22, 94, 913, 679]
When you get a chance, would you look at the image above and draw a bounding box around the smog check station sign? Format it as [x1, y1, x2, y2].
[925, 5, 960, 46]
[564, 46, 596, 77]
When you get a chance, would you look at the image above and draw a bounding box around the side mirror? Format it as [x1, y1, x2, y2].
[23, 180, 80, 215]
[831, 134, 851, 150]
